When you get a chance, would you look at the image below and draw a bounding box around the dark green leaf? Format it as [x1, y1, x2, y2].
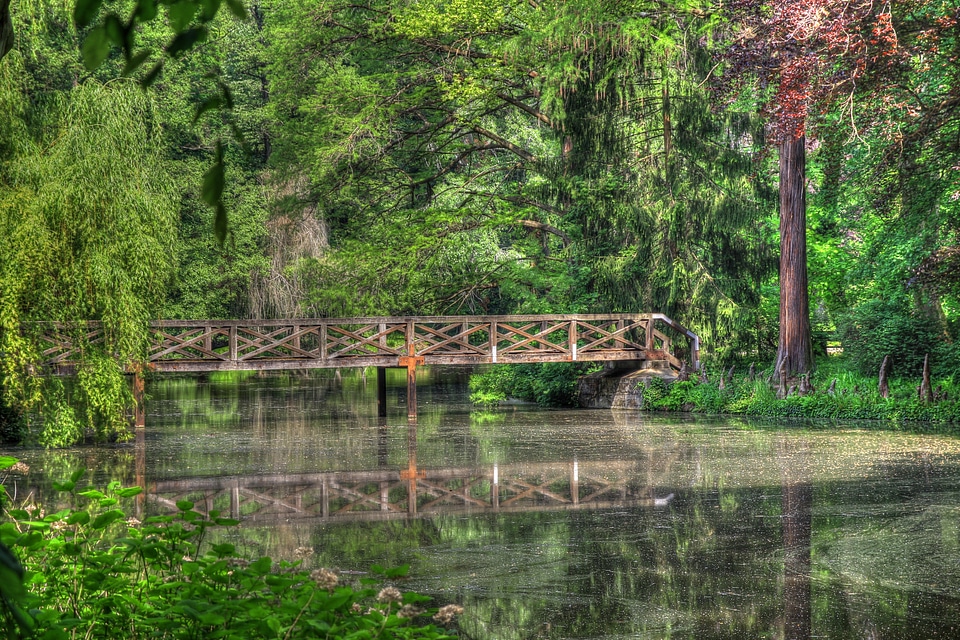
[16, 531, 43, 550]
[116, 487, 143, 498]
[168, 1, 199, 32]
[103, 13, 125, 46]
[213, 202, 228, 245]
[0, 541, 24, 583]
[219, 81, 234, 110]
[135, 0, 157, 21]
[249, 556, 272, 576]
[193, 96, 223, 123]
[91, 509, 125, 530]
[200, 0, 222, 22]
[122, 50, 151, 76]
[166, 27, 207, 57]
[70, 469, 86, 483]
[141, 61, 164, 87]
[67, 511, 91, 526]
[201, 150, 225, 206]
[78, 489, 105, 499]
[175, 500, 194, 512]
[81, 26, 110, 70]
[0, 456, 17, 471]
[384, 564, 410, 578]
[74, 0, 104, 27]
[225, 0, 247, 19]
[53, 481, 76, 492]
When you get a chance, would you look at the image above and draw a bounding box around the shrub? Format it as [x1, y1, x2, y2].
[470, 363, 593, 407]
[0, 459, 461, 639]
[836, 298, 950, 377]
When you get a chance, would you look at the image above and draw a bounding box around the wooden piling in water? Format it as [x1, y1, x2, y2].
[376, 367, 387, 417]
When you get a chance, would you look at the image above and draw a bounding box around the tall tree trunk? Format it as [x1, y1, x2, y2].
[774, 135, 813, 377]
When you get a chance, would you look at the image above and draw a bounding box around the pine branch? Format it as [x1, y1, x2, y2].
[496, 92, 553, 126]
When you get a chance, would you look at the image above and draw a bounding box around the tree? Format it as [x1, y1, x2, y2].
[718, 0, 893, 376]
[0, 82, 177, 445]
[264, 0, 773, 355]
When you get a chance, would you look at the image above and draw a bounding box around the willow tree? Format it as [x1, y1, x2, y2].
[0, 80, 176, 446]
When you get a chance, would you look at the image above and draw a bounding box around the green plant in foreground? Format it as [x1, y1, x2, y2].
[0, 458, 461, 639]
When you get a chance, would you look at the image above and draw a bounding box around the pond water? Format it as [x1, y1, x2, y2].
[5, 368, 960, 639]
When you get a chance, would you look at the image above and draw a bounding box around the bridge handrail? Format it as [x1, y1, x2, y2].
[26, 313, 700, 372]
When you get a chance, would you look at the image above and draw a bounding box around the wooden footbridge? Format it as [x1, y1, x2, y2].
[32, 313, 699, 422]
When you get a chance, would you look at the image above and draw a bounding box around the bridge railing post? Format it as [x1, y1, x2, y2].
[569, 319, 577, 361]
[320, 322, 327, 362]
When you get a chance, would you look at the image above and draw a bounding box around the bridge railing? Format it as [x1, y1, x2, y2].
[32, 314, 699, 373]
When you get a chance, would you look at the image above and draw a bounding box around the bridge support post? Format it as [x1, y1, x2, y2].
[376, 367, 387, 417]
[135, 427, 146, 518]
[132, 370, 145, 429]
[398, 345, 424, 419]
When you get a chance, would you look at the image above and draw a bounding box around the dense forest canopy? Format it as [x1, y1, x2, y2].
[0, 0, 959, 444]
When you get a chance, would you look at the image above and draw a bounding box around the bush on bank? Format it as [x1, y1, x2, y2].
[470, 356, 960, 423]
[469, 363, 597, 407]
[639, 357, 960, 423]
[0, 458, 461, 639]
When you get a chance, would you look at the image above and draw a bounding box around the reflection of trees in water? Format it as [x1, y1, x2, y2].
[425, 487, 790, 639]
[13, 382, 960, 639]
[780, 437, 812, 640]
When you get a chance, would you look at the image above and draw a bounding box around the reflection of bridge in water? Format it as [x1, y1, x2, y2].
[144, 418, 679, 523]
[148, 461, 677, 523]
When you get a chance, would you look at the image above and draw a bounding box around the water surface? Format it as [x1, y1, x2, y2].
[5, 368, 960, 639]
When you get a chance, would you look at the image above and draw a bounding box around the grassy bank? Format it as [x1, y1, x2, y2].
[471, 358, 960, 424]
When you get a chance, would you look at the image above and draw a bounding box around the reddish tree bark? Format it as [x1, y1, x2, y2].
[774, 136, 813, 377]
[718, 0, 907, 378]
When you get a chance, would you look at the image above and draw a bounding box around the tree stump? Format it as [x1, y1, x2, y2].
[677, 360, 690, 382]
[827, 378, 836, 395]
[878, 355, 890, 399]
[798, 373, 814, 395]
[748, 363, 755, 382]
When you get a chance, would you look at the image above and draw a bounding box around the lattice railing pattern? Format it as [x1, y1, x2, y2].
[32, 314, 699, 373]
[148, 461, 676, 522]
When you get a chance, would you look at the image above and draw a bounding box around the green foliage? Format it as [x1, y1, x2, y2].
[639, 356, 960, 423]
[836, 298, 950, 377]
[0, 466, 461, 639]
[469, 363, 590, 407]
[262, 0, 773, 331]
[0, 81, 177, 444]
